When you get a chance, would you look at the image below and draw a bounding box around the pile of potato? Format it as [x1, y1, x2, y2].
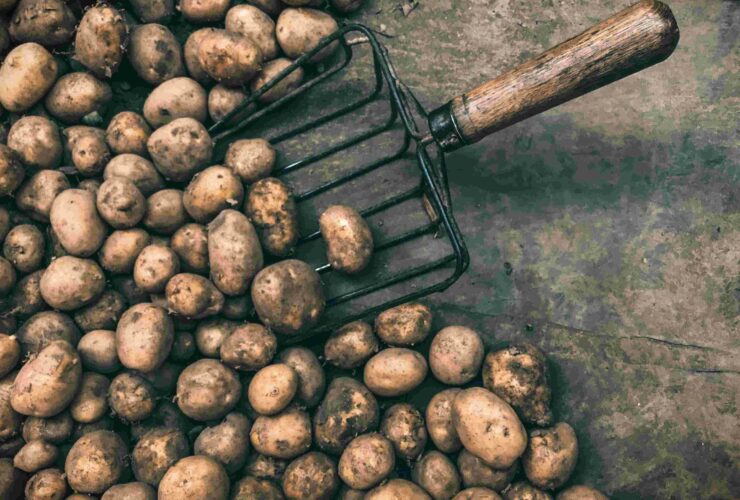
[0, 0, 611, 498]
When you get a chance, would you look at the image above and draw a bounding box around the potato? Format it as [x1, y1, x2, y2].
[375, 302, 432, 346]
[104, 154, 164, 196]
[7, 115, 62, 169]
[180, 0, 230, 22]
[323, 320, 378, 369]
[231, 476, 284, 500]
[96, 176, 146, 228]
[252, 259, 324, 335]
[380, 403, 427, 460]
[412, 451, 461, 500]
[452, 387, 527, 469]
[250, 406, 312, 459]
[40, 256, 105, 310]
[132, 427, 190, 486]
[63, 126, 111, 176]
[15, 170, 70, 222]
[192, 318, 233, 358]
[76, 330, 119, 374]
[208, 209, 263, 297]
[66, 430, 127, 494]
[277, 347, 325, 408]
[108, 371, 156, 421]
[194, 412, 251, 473]
[129, 24, 184, 85]
[0, 373, 22, 441]
[0, 458, 25, 500]
[69, 372, 110, 423]
[244, 452, 286, 481]
[183, 28, 217, 84]
[338, 486, 365, 500]
[225, 138, 276, 183]
[458, 449, 516, 492]
[522, 423, 578, 490]
[429, 326, 484, 386]
[208, 84, 252, 123]
[166, 273, 225, 318]
[102, 482, 157, 500]
[197, 29, 263, 87]
[16, 311, 80, 356]
[45, 72, 112, 123]
[331, 0, 364, 13]
[115, 302, 174, 372]
[454, 488, 503, 500]
[0, 43, 57, 112]
[160, 455, 230, 500]
[0, 207, 10, 241]
[9, 0, 76, 46]
[73, 414, 115, 440]
[50, 189, 107, 257]
[281, 451, 338, 500]
[169, 330, 196, 362]
[226, 4, 279, 60]
[79, 178, 102, 194]
[184, 168, 244, 224]
[251, 57, 304, 103]
[502, 482, 553, 500]
[3, 224, 44, 273]
[245, 177, 299, 257]
[338, 433, 394, 490]
[366, 479, 432, 500]
[0, 257, 14, 295]
[74, 5, 128, 79]
[0, 145, 24, 196]
[25, 468, 67, 500]
[142, 188, 188, 234]
[0, 335, 19, 377]
[248, 364, 298, 415]
[313, 377, 379, 455]
[171, 223, 208, 274]
[132, 245, 180, 293]
[555, 486, 608, 500]
[176, 358, 241, 420]
[364, 348, 428, 397]
[106, 112, 151, 156]
[22, 411, 73, 444]
[147, 118, 213, 182]
[10, 269, 45, 317]
[276, 8, 338, 63]
[247, 0, 283, 16]
[99, 228, 151, 274]
[112, 275, 149, 306]
[11, 339, 81, 417]
[143, 77, 207, 129]
[73, 289, 126, 333]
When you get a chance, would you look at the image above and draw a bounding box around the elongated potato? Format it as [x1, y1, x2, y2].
[171, 223, 208, 274]
[129, 23, 184, 85]
[226, 4, 279, 60]
[106, 112, 151, 156]
[7, 115, 62, 169]
[0, 43, 57, 112]
[63, 126, 111, 176]
[412, 451, 461, 500]
[225, 138, 276, 183]
[0, 146, 24, 196]
[185, 167, 244, 223]
[250, 407, 312, 459]
[3, 224, 44, 273]
[143, 188, 190, 234]
[50, 189, 107, 257]
[108, 371, 156, 421]
[281, 451, 339, 500]
[74, 5, 128, 78]
[277, 347, 325, 408]
[116, 303, 174, 372]
[176, 359, 241, 421]
[45, 72, 112, 123]
[166, 273, 225, 318]
[193, 412, 251, 473]
[133, 244, 180, 293]
[219, 322, 277, 371]
[375, 302, 432, 346]
[143, 77, 207, 128]
[522, 423, 578, 490]
[132, 427, 190, 486]
[65, 430, 128, 494]
[458, 449, 517, 492]
[15, 170, 70, 222]
[69, 372, 110, 423]
[147, 117, 213, 182]
[338, 433, 394, 490]
[13, 439, 58, 473]
[184, 28, 217, 84]
[245, 177, 299, 257]
[276, 8, 338, 62]
[250, 57, 304, 103]
[9, 0, 76, 46]
[366, 479, 432, 500]
[426, 389, 463, 453]
[104, 154, 164, 195]
[159, 455, 229, 500]
[99, 228, 151, 274]
[208, 209, 262, 296]
[40, 256, 105, 310]
[96, 176, 146, 228]
[197, 29, 263, 87]
[429, 326, 485, 386]
[381, 403, 427, 460]
[364, 348, 428, 397]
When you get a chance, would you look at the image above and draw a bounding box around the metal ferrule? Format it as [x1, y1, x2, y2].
[428, 101, 467, 152]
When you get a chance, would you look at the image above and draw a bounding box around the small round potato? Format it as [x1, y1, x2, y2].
[0, 146, 24, 196]
[225, 138, 276, 183]
[197, 29, 263, 87]
[429, 326, 485, 386]
[208, 209, 263, 296]
[171, 223, 209, 274]
[195, 317, 236, 357]
[231, 476, 284, 500]
[555, 486, 608, 500]
[108, 371, 157, 422]
[375, 302, 432, 346]
[226, 4, 279, 60]
[143, 77, 207, 128]
[248, 363, 299, 415]
[22, 411, 74, 444]
[194, 412, 251, 473]
[458, 449, 517, 492]
[522, 423, 578, 490]
[78, 329, 121, 373]
[69, 372, 110, 424]
[102, 482, 157, 500]
[133, 245, 180, 293]
[184, 28, 217, 84]
[366, 479, 432, 500]
[250, 407, 312, 459]
[147, 117, 214, 182]
[252, 259, 324, 336]
[338, 433, 394, 490]
[65, 430, 128, 494]
[180, 0, 231, 23]
[143, 188, 190, 234]
[96, 176, 146, 228]
[0, 373, 22, 442]
[331, 0, 364, 13]
[7, 115, 62, 169]
[116, 302, 174, 372]
[0, 43, 58, 112]
[106, 112, 152, 156]
[24, 468, 68, 500]
[50, 189, 107, 257]
[276, 8, 339, 63]
[63, 126, 112, 176]
[176, 358, 241, 421]
[166, 273, 225, 318]
[208, 83, 251, 123]
[381, 403, 427, 460]
[220, 322, 277, 370]
[74, 5, 128, 79]
[15, 169, 70, 222]
[104, 154, 164, 195]
[3, 224, 44, 273]
[282, 451, 339, 500]
[412, 451, 461, 500]
[364, 348, 428, 397]
[277, 347, 325, 408]
[502, 482, 553, 500]
[132, 427, 190, 486]
[13, 439, 58, 473]
[45, 72, 112, 123]
[313, 377, 379, 455]
[99, 228, 151, 274]
[9, 0, 76, 46]
[244, 452, 287, 481]
[0, 335, 19, 378]
[185, 167, 245, 223]
[40, 256, 105, 310]
[129, 23, 185, 85]
[16, 311, 80, 356]
[73, 288, 127, 333]
[324, 320, 379, 369]
[245, 177, 299, 257]
[452, 387, 527, 469]
[251, 57, 304, 103]
[11, 340, 81, 417]
[10, 270, 46, 317]
[454, 488, 503, 500]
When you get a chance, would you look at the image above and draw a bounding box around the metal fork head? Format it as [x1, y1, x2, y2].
[210, 25, 469, 343]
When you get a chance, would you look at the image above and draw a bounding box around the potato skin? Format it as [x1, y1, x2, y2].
[96, 176, 146, 228]
[8, 115, 62, 169]
[452, 387, 527, 470]
[245, 177, 299, 257]
[282, 451, 339, 500]
[40, 256, 105, 310]
[77, 329, 120, 373]
[185, 167, 244, 223]
[225, 138, 276, 183]
[147, 117, 213, 182]
[250, 406, 312, 459]
[180, 0, 231, 23]
[171, 223, 209, 274]
[25, 468, 68, 500]
[381, 403, 427, 460]
[116, 303, 174, 372]
[555, 486, 608, 500]
[63, 126, 111, 176]
[67, 372, 109, 424]
[454, 488, 503, 500]
[226, 4, 279, 60]
[143, 188, 190, 234]
[45, 72, 112, 123]
[0, 335, 19, 378]
[129, 23, 185, 85]
[366, 479, 432, 500]
[22, 411, 73, 444]
[108, 371, 156, 422]
[99, 228, 151, 274]
[248, 363, 299, 415]
[277, 347, 325, 408]
[197, 29, 263, 87]
[74, 5, 128, 79]
[132, 427, 190, 486]
[9, 0, 76, 46]
[231, 476, 284, 500]
[208, 83, 251, 123]
[195, 317, 236, 357]
[15, 169, 70, 222]
[106, 112, 151, 156]
[133, 244, 180, 293]
[364, 348, 428, 397]
[193, 412, 251, 473]
[324, 320, 378, 369]
[102, 482, 157, 500]
[176, 358, 241, 421]
[375, 302, 432, 346]
[16, 311, 80, 356]
[184, 28, 217, 84]
[73, 288, 127, 333]
[3, 224, 44, 273]
[0, 373, 22, 442]
[457, 449, 517, 492]
[208, 209, 263, 295]
[220, 322, 277, 371]
[251, 57, 304, 103]
[338, 433, 395, 490]
[159, 456, 230, 500]
[65, 430, 128, 494]
[0, 146, 24, 196]
[412, 451, 461, 500]
[104, 154, 164, 196]
[276, 8, 338, 63]
[50, 189, 107, 257]
[10, 270, 46, 317]
[0, 43, 57, 112]
[522, 423, 578, 490]
[429, 326, 485, 386]
[502, 482, 553, 500]
[143, 77, 207, 128]
[166, 273, 225, 318]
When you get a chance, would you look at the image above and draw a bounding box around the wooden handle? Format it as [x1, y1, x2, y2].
[429, 0, 679, 151]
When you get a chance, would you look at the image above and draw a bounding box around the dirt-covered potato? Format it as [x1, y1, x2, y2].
[3, 224, 44, 273]
[73, 289, 126, 332]
[0, 146, 24, 196]
[45, 72, 112, 124]
[555, 486, 608, 500]
[208, 209, 263, 296]
[147, 117, 213, 182]
[194, 317, 235, 357]
[251, 259, 324, 335]
[226, 4, 278, 60]
[16, 311, 80, 356]
[454, 488, 503, 500]
[77, 329, 120, 373]
[25, 468, 67, 500]
[180, 0, 231, 22]
[63, 126, 111, 176]
[129, 24, 184, 85]
[108, 371, 157, 421]
[231, 476, 284, 500]
[250, 406, 312, 459]
[104, 154, 164, 195]
[338, 433, 394, 490]
[102, 482, 157, 500]
[49, 189, 107, 257]
[133, 244, 180, 293]
[245, 177, 299, 257]
[105, 112, 151, 156]
[366, 479, 432, 500]
[116, 302, 174, 372]
[277, 347, 325, 408]
[324, 320, 378, 369]
[166, 273, 225, 318]
[0, 372, 22, 442]
[74, 5, 128, 79]
[65, 430, 127, 494]
[0, 335, 19, 378]
[171, 223, 208, 274]
[208, 84, 251, 123]
[9, 0, 75, 46]
[194, 412, 251, 473]
[276, 8, 338, 62]
[313, 377, 379, 455]
[9, 269, 45, 317]
[99, 228, 151, 274]
[247, 0, 283, 16]
[197, 29, 263, 87]
[96, 176, 146, 228]
[22, 411, 73, 444]
[176, 358, 240, 420]
[143, 188, 189, 234]
[184, 167, 244, 224]
[282, 451, 339, 500]
[502, 482, 553, 500]
[381, 403, 427, 460]
[69, 372, 110, 423]
[248, 363, 299, 415]
[225, 138, 276, 183]
[143, 77, 207, 128]
[219, 322, 276, 371]
[364, 348, 428, 397]
[412, 451, 461, 500]
[429, 326, 484, 386]
[251, 57, 304, 103]
[458, 449, 517, 492]
[482, 343, 552, 427]
[40, 256, 105, 309]
[452, 387, 527, 469]
[375, 302, 432, 346]
[15, 170, 70, 222]
[0, 43, 57, 112]
[331, 0, 364, 13]
[7, 115, 62, 169]
[132, 427, 190, 486]
[159, 455, 230, 500]
[522, 423, 578, 490]
[184, 28, 217, 84]
[244, 452, 286, 481]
